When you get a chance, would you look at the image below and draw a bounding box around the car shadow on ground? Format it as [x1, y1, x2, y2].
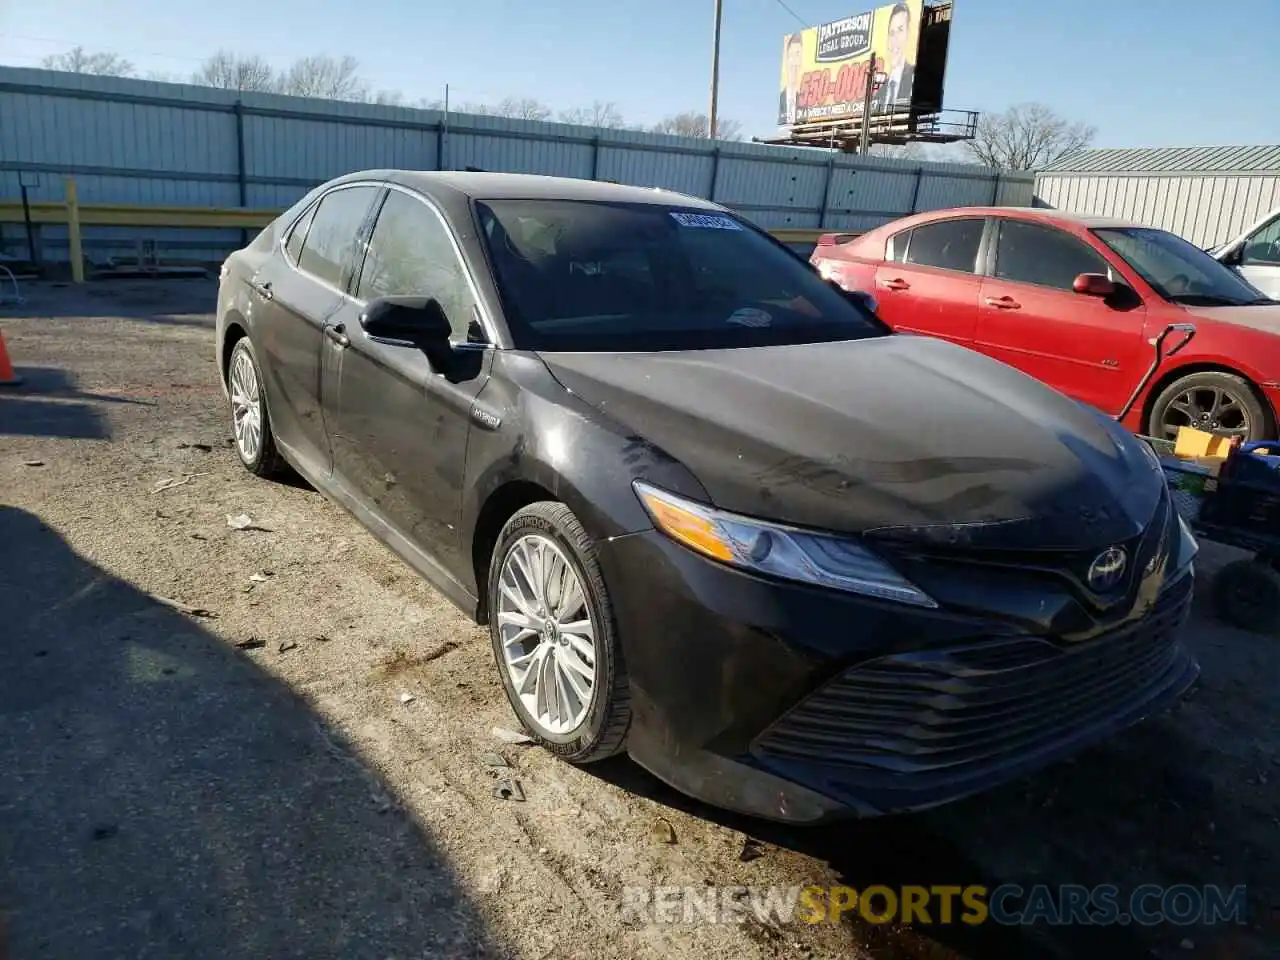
[0, 367, 154, 441]
[0, 505, 507, 960]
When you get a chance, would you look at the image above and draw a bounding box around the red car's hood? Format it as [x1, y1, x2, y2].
[1183, 303, 1280, 333]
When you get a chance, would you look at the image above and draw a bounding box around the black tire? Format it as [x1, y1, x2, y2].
[486, 501, 631, 763]
[227, 337, 288, 479]
[1146, 370, 1270, 442]
[1211, 557, 1280, 633]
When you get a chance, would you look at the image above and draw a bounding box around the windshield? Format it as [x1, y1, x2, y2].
[1094, 227, 1270, 306]
[474, 199, 886, 351]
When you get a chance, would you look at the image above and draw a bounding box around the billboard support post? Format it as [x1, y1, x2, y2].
[858, 54, 877, 154]
[709, 0, 723, 140]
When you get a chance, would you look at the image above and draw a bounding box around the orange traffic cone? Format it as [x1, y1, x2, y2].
[0, 327, 21, 387]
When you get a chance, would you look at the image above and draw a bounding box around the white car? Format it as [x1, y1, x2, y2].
[1213, 205, 1280, 299]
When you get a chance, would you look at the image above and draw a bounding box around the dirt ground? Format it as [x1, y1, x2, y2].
[1, 279, 1276, 960]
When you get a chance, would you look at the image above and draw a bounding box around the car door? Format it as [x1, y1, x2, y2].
[322, 186, 493, 577]
[976, 218, 1148, 416]
[873, 217, 986, 345]
[252, 183, 381, 478]
[1234, 214, 1280, 299]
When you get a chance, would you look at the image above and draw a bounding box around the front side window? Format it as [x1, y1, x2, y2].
[994, 219, 1112, 291]
[474, 200, 886, 352]
[296, 185, 380, 290]
[903, 219, 984, 273]
[1242, 217, 1280, 266]
[1095, 227, 1268, 307]
[356, 190, 480, 340]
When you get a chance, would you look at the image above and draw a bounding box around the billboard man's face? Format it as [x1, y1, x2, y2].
[888, 10, 910, 72]
[786, 40, 803, 88]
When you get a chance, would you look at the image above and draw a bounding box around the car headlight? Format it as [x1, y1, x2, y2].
[633, 481, 937, 608]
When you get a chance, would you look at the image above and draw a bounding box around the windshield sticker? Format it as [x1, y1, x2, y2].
[727, 307, 773, 328]
[669, 212, 744, 231]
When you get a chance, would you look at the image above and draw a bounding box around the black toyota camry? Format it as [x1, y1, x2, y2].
[215, 170, 1199, 823]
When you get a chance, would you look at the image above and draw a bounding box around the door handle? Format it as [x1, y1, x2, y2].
[251, 280, 273, 301]
[984, 295, 1021, 309]
[880, 277, 910, 291]
[324, 323, 350, 348]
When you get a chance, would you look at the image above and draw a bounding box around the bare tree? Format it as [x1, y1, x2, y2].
[489, 97, 553, 121]
[964, 102, 1095, 171]
[279, 55, 367, 101]
[651, 112, 743, 141]
[192, 50, 277, 92]
[870, 142, 924, 160]
[558, 101, 626, 129]
[41, 46, 135, 77]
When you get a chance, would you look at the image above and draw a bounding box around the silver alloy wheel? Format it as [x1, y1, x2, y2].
[497, 534, 597, 736]
[229, 347, 263, 463]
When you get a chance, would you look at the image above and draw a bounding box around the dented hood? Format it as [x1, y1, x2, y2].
[539, 335, 1164, 550]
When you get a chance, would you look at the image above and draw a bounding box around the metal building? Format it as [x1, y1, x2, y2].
[0, 66, 1034, 265]
[1034, 145, 1280, 248]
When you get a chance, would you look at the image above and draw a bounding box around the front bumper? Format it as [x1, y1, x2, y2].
[597, 501, 1198, 824]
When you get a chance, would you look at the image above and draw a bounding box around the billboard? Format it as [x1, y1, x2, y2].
[778, 1, 925, 129]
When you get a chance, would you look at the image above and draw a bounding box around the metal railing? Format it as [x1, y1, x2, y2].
[0, 179, 841, 282]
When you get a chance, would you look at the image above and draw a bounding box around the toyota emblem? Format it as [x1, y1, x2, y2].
[1087, 546, 1128, 592]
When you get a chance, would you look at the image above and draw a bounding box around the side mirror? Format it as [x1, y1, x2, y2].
[1072, 273, 1116, 298]
[360, 296, 454, 370]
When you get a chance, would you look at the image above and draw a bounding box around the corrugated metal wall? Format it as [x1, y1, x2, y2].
[0, 66, 1034, 262]
[1034, 172, 1280, 249]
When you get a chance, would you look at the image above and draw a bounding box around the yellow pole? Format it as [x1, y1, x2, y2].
[66, 177, 84, 284]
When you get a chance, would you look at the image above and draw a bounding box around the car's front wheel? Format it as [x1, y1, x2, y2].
[227, 337, 286, 478]
[1147, 370, 1270, 442]
[487, 502, 630, 762]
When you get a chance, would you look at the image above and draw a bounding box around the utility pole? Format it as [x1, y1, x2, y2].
[858, 54, 878, 155]
[709, 0, 723, 140]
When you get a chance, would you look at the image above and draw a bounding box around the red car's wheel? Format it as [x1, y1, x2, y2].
[1146, 371, 1270, 442]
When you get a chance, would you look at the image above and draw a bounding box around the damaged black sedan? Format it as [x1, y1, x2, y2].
[215, 171, 1199, 823]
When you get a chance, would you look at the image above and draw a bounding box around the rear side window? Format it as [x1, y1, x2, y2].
[297, 185, 380, 289]
[886, 232, 906, 262]
[994, 219, 1111, 291]
[903, 219, 984, 273]
[284, 204, 317, 264]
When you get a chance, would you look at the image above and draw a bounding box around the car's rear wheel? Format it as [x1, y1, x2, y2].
[487, 502, 630, 762]
[227, 337, 286, 478]
[1146, 371, 1270, 442]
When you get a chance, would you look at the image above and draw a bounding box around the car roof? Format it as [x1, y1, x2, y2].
[899, 206, 1145, 231]
[334, 169, 725, 210]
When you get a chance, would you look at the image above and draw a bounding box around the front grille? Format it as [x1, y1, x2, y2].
[753, 571, 1193, 778]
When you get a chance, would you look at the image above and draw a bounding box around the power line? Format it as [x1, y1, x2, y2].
[769, 0, 810, 28]
[0, 33, 217, 66]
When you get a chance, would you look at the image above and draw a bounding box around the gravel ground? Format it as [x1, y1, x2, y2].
[1, 280, 1276, 960]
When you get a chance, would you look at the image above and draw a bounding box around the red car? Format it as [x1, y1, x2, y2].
[811, 207, 1280, 441]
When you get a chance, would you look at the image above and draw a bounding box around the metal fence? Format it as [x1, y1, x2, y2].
[0, 66, 1034, 263]
[1034, 170, 1280, 250]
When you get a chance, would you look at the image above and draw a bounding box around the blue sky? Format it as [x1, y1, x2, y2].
[2, 0, 1278, 149]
